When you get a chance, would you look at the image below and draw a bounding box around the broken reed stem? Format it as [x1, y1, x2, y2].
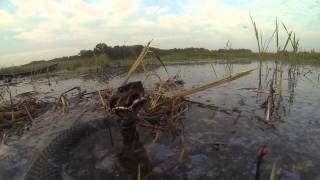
[123, 41, 152, 85]
[55, 87, 82, 113]
[4, 85, 15, 122]
[147, 129, 161, 153]
[137, 164, 141, 180]
[98, 90, 111, 115]
[123, 40, 169, 85]
[176, 69, 255, 97]
[177, 124, 185, 163]
[279, 62, 283, 96]
[258, 61, 262, 90]
[269, 162, 277, 180]
[98, 90, 107, 109]
[24, 104, 33, 121]
[56, 95, 69, 114]
[62, 87, 81, 95]
[255, 145, 268, 180]
[211, 64, 218, 78]
[1, 132, 6, 145]
[266, 78, 274, 122]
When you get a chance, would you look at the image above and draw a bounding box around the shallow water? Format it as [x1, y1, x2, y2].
[64, 61, 320, 180]
[2, 60, 320, 179]
[152, 61, 320, 179]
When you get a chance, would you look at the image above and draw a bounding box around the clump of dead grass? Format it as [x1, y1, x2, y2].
[0, 91, 43, 144]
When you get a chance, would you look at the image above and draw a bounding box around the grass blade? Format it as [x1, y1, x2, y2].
[250, 13, 261, 53]
[276, 17, 279, 52]
[283, 31, 292, 51]
[148, 50, 169, 78]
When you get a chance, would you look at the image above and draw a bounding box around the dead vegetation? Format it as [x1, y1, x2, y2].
[54, 87, 82, 113]
[0, 86, 45, 144]
[98, 41, 255, 149]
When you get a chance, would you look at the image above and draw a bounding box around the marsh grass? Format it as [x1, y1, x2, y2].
[0, 61, 54, 75]
[249, 14, 309, 122]
[57, 54, 109, 71]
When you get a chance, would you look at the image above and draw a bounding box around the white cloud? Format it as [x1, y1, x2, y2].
[7, 0, 141, 43]
[0, 0, 319, 66]
[145, 6, 169, 15]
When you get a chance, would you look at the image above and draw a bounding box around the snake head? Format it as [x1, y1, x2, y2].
[110, 81, 147, 118]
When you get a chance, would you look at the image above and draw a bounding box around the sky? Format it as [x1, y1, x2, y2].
[0, 0, 319, 66]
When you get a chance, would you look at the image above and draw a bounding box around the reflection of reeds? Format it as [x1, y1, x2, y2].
[278, 63, 283, 96]
[211, 64, 218, 79]
[265, 78, 274, 122]
[250, 14, 302, 122]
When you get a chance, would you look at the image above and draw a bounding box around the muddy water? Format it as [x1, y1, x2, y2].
[1, 61, 320, 180]
[144, 62, 320, 179]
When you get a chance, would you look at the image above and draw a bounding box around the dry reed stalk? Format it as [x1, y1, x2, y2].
[279, 63, 283, 96]
[176, 69, 255, 97]
[23, 104, 33, 121]
[147, 129, 161, 154]
[265, 79, 274, 122]
[98, 90, 107, 109]
[269, 162, 277, 180]
[138, 93, 187, 137]
[123, 40, 169, 85]
[137, 164, 141, 180]
[123, 41, 152, 85]
[55, 95, 69, 113]
[98, 89, 114, 116]
[211, 64, 218, 78]
[98, 87, 114, 114]
[255, 145, 268, 180]
[119, 67, 254, 138]
[148, 78, 181, 108]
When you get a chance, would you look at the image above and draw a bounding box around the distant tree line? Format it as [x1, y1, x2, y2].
[48, 43, 252, 62]
[217, 49, 252, 53]
[76, 43, 144, 59]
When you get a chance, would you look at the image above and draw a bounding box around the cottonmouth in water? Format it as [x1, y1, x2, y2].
[25, 82, 148, 180]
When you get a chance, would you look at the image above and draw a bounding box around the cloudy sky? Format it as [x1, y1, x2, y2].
[0, 0, 319, 66]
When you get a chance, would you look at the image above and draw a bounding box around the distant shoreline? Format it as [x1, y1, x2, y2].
[1, 52, 320, 77]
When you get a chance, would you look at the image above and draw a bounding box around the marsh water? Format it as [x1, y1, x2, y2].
[1, 60, 320, 180]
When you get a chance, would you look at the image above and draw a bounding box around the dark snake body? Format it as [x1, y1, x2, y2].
[25, 82, 145, 180]
[24, 118, 111, 180]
